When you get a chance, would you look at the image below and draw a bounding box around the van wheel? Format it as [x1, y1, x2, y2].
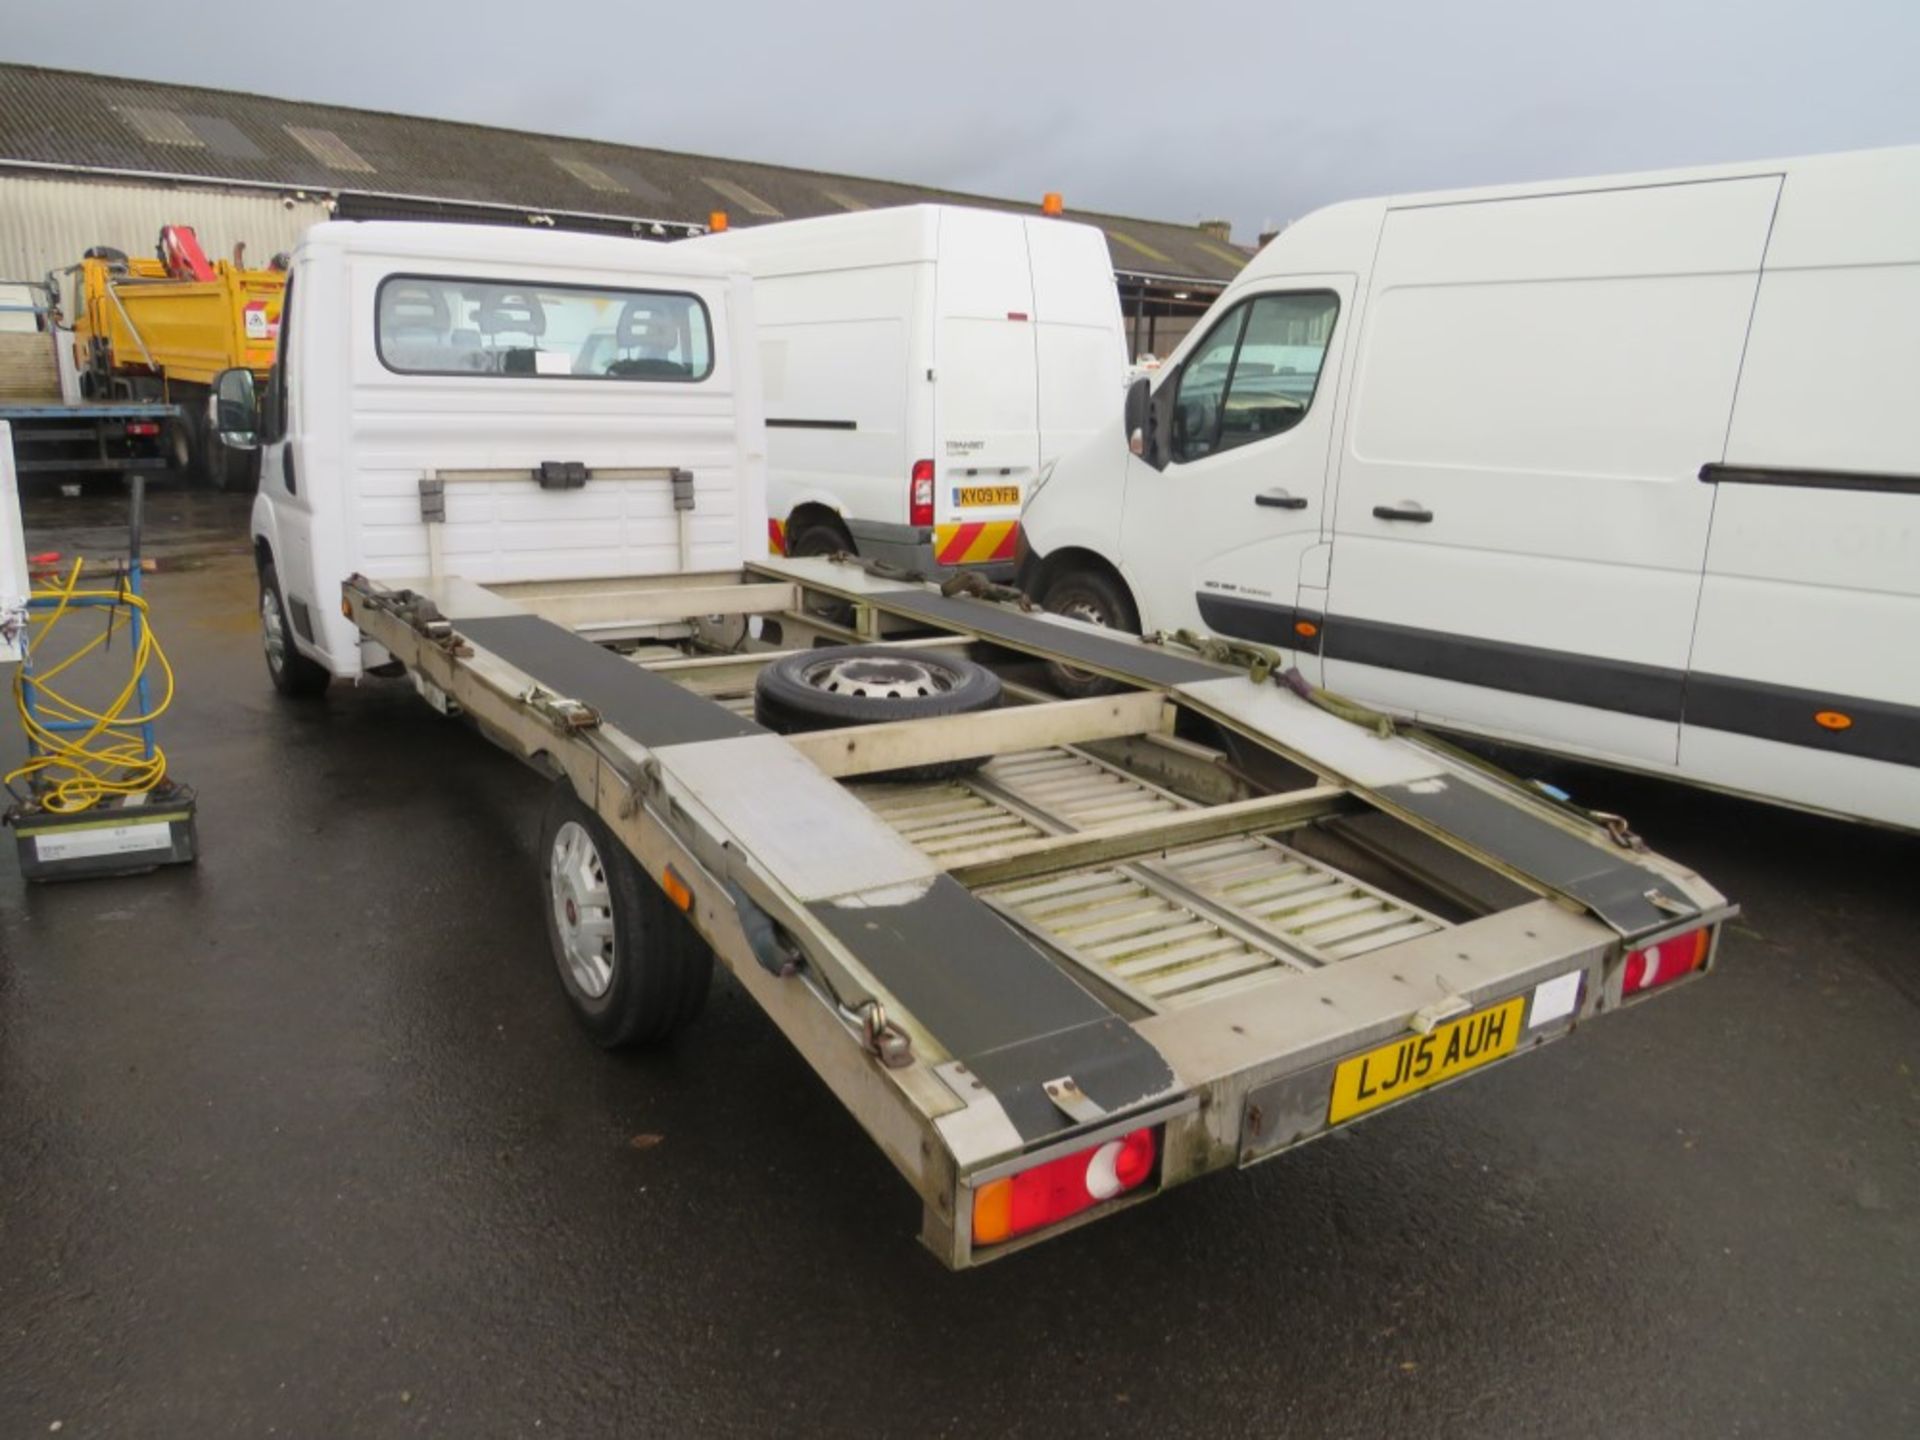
[259, 559, 331, 698]
[540, 783, 713, 1048]
[789, 518, 853, 561]
[1041, 567, 1139, 699]
[787, 519, 857, 625]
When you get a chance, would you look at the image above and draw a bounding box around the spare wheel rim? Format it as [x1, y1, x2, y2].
[800, 654, 957, 700]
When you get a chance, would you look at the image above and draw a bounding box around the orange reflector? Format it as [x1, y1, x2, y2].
[661, 866, 694, 913]
[972, 1177, 1014, 1245]
[1294, 620, 1319, 638]
[1814, 710, 1852, 731]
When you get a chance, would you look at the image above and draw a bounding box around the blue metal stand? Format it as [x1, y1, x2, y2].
[16, 476, 158, 772]
[6, 474, 198, 881]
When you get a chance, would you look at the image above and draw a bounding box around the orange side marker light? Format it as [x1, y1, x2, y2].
[661, 866, 694, 913]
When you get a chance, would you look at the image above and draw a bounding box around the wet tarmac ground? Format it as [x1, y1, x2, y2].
[2, 495, 1915, 1437]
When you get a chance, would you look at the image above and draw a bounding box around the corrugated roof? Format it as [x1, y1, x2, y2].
[0, 64, 1250, 286]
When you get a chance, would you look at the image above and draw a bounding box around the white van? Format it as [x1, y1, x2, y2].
[1019, 146, 1920, 830]
[243, 221, 764, 687]
[686, 205, 1125, 578]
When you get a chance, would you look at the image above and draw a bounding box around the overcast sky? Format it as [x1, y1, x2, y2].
[6, 0, 1917, 238]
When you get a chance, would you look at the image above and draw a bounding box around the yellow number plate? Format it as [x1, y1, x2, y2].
[1327, 996, 1525, 1124]
[956, 485, 1020, 507]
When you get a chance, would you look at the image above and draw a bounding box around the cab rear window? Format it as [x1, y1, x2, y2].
[375, 274, 713, 381]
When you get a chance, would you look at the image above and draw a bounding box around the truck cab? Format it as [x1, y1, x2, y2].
[231, 221, 763, 691]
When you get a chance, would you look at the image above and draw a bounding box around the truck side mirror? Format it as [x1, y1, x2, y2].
[1124, 375, 1151, 458]
[209, 367, 258, 449]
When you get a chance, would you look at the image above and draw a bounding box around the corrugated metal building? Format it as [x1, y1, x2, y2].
[0, 173, 329, 283]
[0, 64, 1246, 356]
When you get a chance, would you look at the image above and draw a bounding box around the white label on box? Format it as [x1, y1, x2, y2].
[32, 819, 172, 863]
[1528, 971, 1583, 1029]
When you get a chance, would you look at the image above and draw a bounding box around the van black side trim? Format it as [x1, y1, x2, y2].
[1699, 463, 1920, 495]
[1684, 674, 1920, 768]
[1322, 616, 1687, 722]
[766, 417, 858, 431]
[1270, 611, 1918, 765]
[1194, 592, 1323, 654]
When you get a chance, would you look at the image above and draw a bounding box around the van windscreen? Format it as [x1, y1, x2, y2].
[375, 275, 713, 382]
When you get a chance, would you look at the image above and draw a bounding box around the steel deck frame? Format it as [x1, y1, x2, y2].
[345, 557, 1731, 1267]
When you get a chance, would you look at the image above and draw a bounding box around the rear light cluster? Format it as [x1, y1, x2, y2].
[125, 420, 161, 437]
[909, 459, 935, 528]
[972, 1126, 1158, 1248]
[1621, 927, 1711, 998]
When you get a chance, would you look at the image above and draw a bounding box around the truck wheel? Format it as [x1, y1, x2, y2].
[540, 783, 713, 1048]
[259, 559, 331, 698]
[753, 644, 1001, 780]
[1041, 568, 1139, 699]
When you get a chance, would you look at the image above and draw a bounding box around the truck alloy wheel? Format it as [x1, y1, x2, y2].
[537, 783, 713, 1048]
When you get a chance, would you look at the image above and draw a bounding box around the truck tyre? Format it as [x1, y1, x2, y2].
[540, 782, 713, 1048]
[259, 559, 331, 698]
[1040, 567, 1138, 699]
[753, 644, 1001, 780]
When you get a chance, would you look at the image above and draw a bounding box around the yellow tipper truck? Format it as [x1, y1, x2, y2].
[66, 225, 285, 488]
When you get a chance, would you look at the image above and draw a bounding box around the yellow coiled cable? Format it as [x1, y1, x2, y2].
[6, 558, 176, 813]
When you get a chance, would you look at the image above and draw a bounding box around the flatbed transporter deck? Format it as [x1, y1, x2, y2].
[345, 552, 1732, 1268]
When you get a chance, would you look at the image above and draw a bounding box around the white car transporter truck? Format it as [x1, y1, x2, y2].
[216, 221, 1731, 1267]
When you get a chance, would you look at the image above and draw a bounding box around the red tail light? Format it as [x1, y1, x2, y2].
[125, 420, 161, 437]
[909, 459, 935, 528]
[1621, 928, 1710, 997]
[972, 1126, 1158, 1248]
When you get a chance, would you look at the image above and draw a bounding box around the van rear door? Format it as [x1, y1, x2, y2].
[1323, 176, 1780, 766]
[1684, 152, 1920, 826]
[1026, 217, 1128, 469]
[931, 209, 1039, 569]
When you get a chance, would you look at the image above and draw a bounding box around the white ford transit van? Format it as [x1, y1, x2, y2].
[687, 205, 1126, 579]
[1019, 146, 1920, 830]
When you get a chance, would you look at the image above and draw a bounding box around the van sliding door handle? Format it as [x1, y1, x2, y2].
[1254, 488, 1308, 510]
[1372, 502, 1432, 523]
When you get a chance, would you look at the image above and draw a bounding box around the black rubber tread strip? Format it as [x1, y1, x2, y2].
[868, 588, 1228, 687]
[459, 613, 763, 748]
[808, 875, 1178, 1144]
